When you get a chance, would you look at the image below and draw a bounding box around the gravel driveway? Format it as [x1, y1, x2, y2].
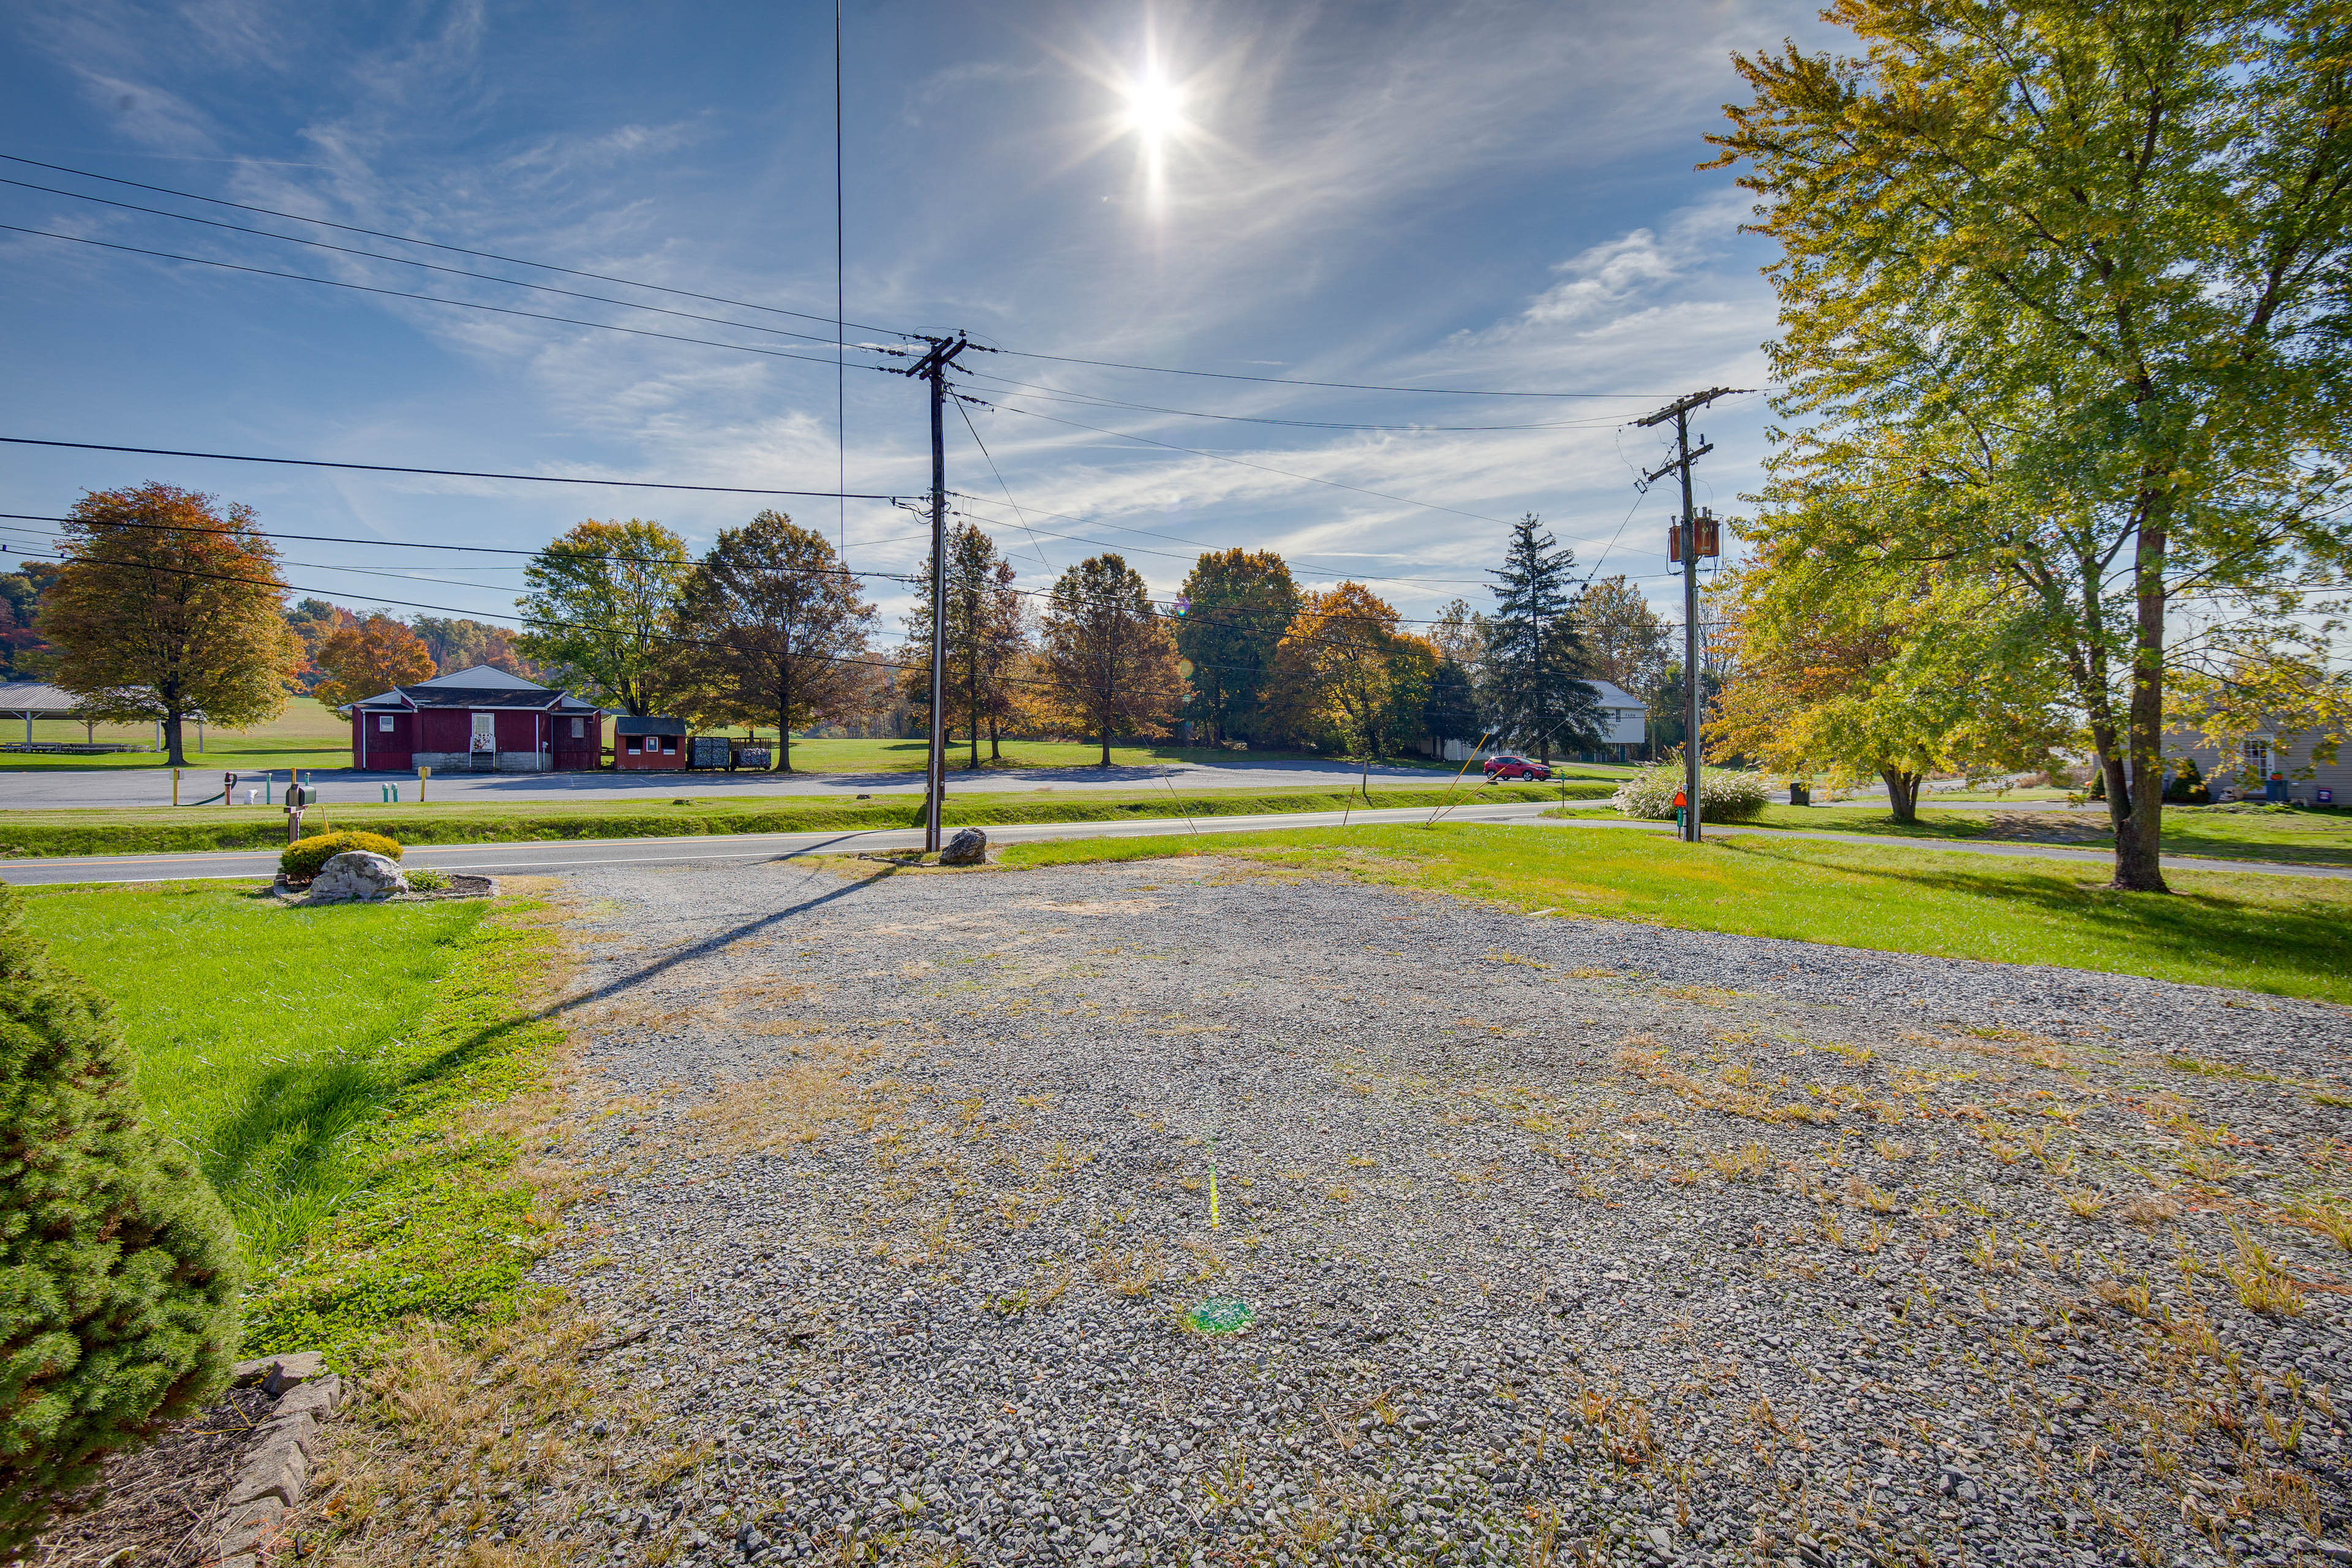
[517, 851, 2352, 1568]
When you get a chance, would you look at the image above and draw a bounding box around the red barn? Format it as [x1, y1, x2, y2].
[345, 665, 604, 773]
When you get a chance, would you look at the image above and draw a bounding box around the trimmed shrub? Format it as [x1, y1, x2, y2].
[0, 883, 244, 1551]
[1611, 764, 1771, 823]
[280, 830, 402, 881]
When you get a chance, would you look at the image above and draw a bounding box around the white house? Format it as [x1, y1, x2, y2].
[1436, 680, 1651, 764]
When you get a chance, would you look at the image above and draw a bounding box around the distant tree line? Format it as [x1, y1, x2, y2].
[9, 483, 1679, 772]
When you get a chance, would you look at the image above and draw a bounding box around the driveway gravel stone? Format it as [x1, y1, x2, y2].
[519, 850, 2352, 1567]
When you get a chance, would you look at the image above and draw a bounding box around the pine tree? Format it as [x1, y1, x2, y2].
[1480, 514, 1602, 762]
[0, 883, 243, 1550]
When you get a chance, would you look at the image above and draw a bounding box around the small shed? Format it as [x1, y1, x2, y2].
[614, 715, 690, 770]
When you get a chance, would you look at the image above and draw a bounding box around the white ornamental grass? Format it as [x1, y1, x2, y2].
[1610, 764, 1771, 823]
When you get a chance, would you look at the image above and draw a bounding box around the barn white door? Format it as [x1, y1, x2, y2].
[470, 712, 496, 752]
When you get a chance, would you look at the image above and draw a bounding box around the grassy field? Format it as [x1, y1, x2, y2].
[15, 879, 573, 1361]
[0, 695, 353, 771]
[0, 778, 1604, 858]
[1001, 821, 2352, 1001]
[1547, 801, 2352, 869]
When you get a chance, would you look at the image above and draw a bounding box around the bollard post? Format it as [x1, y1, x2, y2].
[418, 765, 429, 804]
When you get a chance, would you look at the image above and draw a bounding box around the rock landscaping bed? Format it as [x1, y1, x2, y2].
[366, 854, 2352, 1566]
[28, 1353, 340, 1568]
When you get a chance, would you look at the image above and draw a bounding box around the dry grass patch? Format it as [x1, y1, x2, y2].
[300, 1302, 664, 1565]
[684, 1038, 894, 1157]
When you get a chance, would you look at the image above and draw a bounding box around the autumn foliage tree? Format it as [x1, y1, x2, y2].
[311, 614, 437, 706]
[1708, 523, 2067, 821]
[896, 523, 1028, 767]
[39, 484, 300, 766]
[1039, 554, 1178, 765]
[668, 511, 876, 772]
[1268, 582, 1436, 772]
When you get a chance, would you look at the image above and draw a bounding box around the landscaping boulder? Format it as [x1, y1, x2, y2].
[938, 827, 989, 865]
[303, 851, 408, 905]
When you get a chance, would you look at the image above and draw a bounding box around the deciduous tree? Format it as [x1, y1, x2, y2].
[39, 484, 301, 766]
[409, 616, 539, 679]
[1709, 0, 2352, 889]
[1709, 510, 2067, 821]
[1039, 554, 1178, 765]
[1174, 549, 1299, 745]
[516, 519, 692, 716]
[895, 524, 1028, 767]
[311, 614, 437, 706]
[1268, 583, 1436, 770]
[669, 511, 876, 772]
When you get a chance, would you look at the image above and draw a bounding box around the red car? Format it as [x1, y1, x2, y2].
[1483, 754, 1552, 782]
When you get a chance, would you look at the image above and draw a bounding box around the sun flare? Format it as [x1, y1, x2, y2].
[1123, 70, 1185, 148]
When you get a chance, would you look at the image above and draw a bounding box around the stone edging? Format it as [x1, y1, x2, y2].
[211, 1352, 344, 1567]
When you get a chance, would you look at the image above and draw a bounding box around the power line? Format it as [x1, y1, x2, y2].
[970, 339, 1669, 399]
[1, 154, 1722, 405]
[0, 151, 913, 338]
[0, 437, 906, 498]
[0, 225, 908, 374]
[0, 176, 886, 352]
[956, 369, 1645, 433]
[969, 396, 1520, 528]
[0, 510, 937, 570]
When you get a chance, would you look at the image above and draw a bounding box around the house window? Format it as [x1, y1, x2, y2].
[2244, 737, 2274, 777]
[570, 717, 584, 739]
[377, 714, 394, 732]
[625, 737, 643, 754]
[662, 737, 677, 754]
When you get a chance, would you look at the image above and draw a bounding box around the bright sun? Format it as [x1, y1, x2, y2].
[1123, 71, 1184, 146]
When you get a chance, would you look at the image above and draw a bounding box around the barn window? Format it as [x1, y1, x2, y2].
[625, 737, 643, 754]
[377, 714, 394, 732]
[661, 736, 677, 753]
[570, 717, 584, 739]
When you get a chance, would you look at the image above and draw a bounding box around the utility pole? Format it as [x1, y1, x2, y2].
[897, 333, 974, 854]
[1639, 387, 1742, 845]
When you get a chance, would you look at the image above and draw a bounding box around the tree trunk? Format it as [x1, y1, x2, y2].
[989, 717, 1001, 761]
[1880, 767, 1921, 824]
[163, 709, 186, 767]
[776, 671, 792, 773]
[2114, 511, 2171, 892]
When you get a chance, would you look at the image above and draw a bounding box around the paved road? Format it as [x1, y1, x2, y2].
[0, 756, 1492, 810]
[2, 802, 2342, 886]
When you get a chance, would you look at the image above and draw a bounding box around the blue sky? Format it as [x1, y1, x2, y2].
[0, 1, 1827, 636]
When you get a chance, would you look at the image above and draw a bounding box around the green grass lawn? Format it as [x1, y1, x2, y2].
[0, 778, 1607, 858]
[13, 881, 571, 1360]
[16, 881, 489, 1259]
[1546, 801, 2352, 869]
[1002, 822, 2352, 1002]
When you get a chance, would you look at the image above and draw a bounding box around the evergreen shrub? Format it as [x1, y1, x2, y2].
[0, 884, 243, 1550]
[280, 830, 402, 881]
[1611, 764, 1771, 823]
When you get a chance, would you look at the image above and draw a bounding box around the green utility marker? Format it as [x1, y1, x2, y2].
[1185, 1298, 1256, 1335]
